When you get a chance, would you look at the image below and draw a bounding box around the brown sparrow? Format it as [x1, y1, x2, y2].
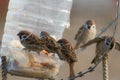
[40, 31, 58, 52]
[39, 31, 66, 60]
[74, 20, 96, 50]
[17, 30, 51, 53]
[57, 38, 77, 79]
[81, 36, 120, 64]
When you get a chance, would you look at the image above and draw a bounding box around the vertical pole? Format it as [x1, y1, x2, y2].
[102, 56, 109, 80]
[0, 0, 9, 40]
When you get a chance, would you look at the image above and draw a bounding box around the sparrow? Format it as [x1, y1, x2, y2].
[57, 38, 77, 79]
[17, 30, 51, 54]
[74, 20, 96, 50]
[81, 36, 120, 64]
[40, 31, 66, 60]
[40, 31, 58, 52]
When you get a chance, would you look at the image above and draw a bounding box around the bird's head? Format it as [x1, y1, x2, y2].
[57, 38, 72, 50]
[17, 30, 31, 41]
[57, 39, 69, 46]
[84, 20, 96, 30]
[105, 36, 115, 49]
[40, 31, 50, 38]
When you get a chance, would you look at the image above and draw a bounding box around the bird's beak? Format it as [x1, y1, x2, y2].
[17, 33, 20, 36]
[88, 25, 91, 29]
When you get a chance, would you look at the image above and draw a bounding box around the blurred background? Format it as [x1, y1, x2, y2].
[0, 0, 120, 80]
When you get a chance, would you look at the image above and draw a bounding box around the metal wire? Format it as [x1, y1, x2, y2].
[71, 45, 111, 79]
[97, 0, 119, 38]
[71, 0, 120, 79]
[112, 0, 119, 38]
[96, 18, 117, 38]
[102, 1, 119, 80]
[0, 1, 119, 80]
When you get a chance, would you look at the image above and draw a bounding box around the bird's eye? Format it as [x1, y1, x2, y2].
[60, 43, 64, 46]
[22, 35, 27, 39]
[106, 42, 109, 45]
[105, 38, 112, 46]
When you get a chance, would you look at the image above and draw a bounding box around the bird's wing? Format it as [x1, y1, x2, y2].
[74, 25, 84, 40]
[48, 37, 58, 47]
[115, 42, 120, 51]
[63, 43, 77, 62]
[80, 36, 106, 48]
[29, 33, 46, 45]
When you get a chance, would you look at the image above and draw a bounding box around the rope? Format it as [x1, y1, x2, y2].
[102, 57, 109, 80]
[71, 45, 111, 79]
[1, 56, 7, 80]
[0, 0, 119, 80]
[102, 1, 119, 80]
[71, 0, 120, 79]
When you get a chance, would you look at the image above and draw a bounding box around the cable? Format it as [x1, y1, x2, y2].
[71, 0, 119, 79]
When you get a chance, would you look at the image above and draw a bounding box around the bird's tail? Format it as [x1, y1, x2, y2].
[69, 62, 75, 80]
[91, 53, 109, 64]
[91, 56, 99, 64]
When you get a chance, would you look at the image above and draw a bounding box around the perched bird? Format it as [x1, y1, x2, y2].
[81, 36, 120, 64]
[57, 39, 77, 79]
[17, 30, 51, 53]
[40, 31, 58, 51]
[74, 20, 96, 50]
[40, 31, 66, 60]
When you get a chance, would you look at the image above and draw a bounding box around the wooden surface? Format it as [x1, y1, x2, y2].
[0, 0, 9, 40]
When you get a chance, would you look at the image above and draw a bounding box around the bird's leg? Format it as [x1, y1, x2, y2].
[69, 62, 75, 80]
